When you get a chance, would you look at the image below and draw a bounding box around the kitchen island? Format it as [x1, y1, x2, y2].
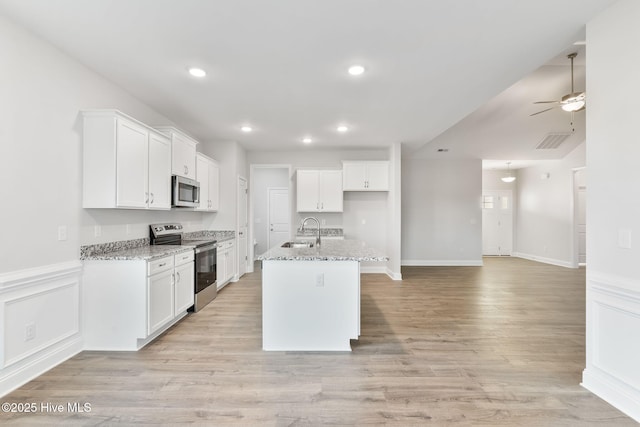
[257, 239, 387, 351]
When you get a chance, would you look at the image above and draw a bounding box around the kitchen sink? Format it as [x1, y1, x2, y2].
[281, 241, 314, 248]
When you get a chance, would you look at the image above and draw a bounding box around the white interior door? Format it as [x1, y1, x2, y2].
[482, 190, 513, 256]
[268, 187, 290, 248]
[575, 169, 587, 265]
[238, 177, 248, 278]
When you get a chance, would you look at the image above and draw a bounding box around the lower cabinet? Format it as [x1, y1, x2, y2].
[83, 250, 194, 350]
[217, 239, 236, 289]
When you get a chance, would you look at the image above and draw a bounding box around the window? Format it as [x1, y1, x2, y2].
[482, 195, 494, 209]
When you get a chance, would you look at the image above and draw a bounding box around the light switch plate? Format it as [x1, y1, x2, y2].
[57, 225, 67, 241]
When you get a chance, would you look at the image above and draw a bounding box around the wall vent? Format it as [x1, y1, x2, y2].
[535, 132, 571, 150]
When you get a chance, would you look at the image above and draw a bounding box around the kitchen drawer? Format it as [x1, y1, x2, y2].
[147, 255, 174, 276]
[175, 250, 194, 265]
[219, 240, 234, 250]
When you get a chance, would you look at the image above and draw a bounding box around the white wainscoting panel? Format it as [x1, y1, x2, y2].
[0, 261, 83, 397]
[582, 272, 640, 422]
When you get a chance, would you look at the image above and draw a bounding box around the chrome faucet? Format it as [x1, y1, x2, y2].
[301, 217, 321, 246]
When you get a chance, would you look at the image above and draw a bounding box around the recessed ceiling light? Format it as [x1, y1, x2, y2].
[348, 65, 365, 76]
[337, 125, 349, 133]
[241, 125, 253, 133]
[302, 137, 312, 144]
[188, 67, 207, 78]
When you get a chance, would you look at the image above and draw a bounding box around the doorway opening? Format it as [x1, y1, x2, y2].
[249, 165, 292, 271]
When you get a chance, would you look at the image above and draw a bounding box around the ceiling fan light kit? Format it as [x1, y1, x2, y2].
[531, 52, 586, 116]
[560, 92, 586, 112]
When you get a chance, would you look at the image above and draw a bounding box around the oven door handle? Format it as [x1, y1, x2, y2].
[195, 244, 217, 254]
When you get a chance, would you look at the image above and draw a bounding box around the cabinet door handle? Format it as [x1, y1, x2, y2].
[158, 262, 166, 267]
[150, 192, 154, 204]
[184, 165, 188, 175]
[176, 272, 181, 283]
[145, 192, 149, 203]
[316, 202, 319, 210]
[321, 202, 324, 209]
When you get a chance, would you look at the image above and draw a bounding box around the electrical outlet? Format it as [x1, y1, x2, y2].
[57, 225, 67, 241]
[94, 225, 102, 237]
[25, 322, 36, 341]
[316, 273, 324, 287]
[321, 219, 326, 226]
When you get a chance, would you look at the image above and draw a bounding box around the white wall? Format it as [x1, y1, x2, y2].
[401, 158, 482, 265]
[386, 142, 402, 279]
[201, 141, 246, 231]
[252, 168, 289, 256]
[582, 0, 640, 421]
[0, 13, 222, 273]
[512, 143, 585, 267]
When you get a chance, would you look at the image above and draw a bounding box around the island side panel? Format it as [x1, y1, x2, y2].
[262, 260, 360, 351]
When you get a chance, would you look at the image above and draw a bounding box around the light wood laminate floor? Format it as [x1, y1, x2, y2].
[1, 257, 635, 425]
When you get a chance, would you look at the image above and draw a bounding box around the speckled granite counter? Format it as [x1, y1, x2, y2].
[184, 230, 235, 242]
[256, 239, 387, 262]
[295, 227, 343, 238]
[80, 229, 235, 261]
[81, 244, 193, 261]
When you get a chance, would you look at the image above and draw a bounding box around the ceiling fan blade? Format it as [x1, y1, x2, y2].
[530, 107, 555, 116]
[533, 101, 560, 104]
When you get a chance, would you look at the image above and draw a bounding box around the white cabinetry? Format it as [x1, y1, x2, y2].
[82, 110, 172, 209]
[147, 257, 175, 335]
[342, 161, 389, 191]
[296, 170, 343, 212]
[195, 153, 220, 212]
[148, 132, 172, 209]
[217, 239, 236, 289]
[174, 251, 195, 313]
[83, 250, 194, 351]
[155, 126, 198, 180]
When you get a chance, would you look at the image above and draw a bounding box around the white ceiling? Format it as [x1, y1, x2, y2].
[0, 0, 615, 160]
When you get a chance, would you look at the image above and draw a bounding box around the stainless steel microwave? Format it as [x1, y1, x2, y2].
[172, 175, 200, 208]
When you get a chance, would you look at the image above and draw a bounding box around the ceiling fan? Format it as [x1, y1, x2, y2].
[530, 52, 586, 116]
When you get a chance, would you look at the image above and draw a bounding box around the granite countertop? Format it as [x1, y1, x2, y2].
[256, 239, 388, 262]
[296, 227, 343, 237]
[82, 245, 193, 261]
[80, 229, 236, 261]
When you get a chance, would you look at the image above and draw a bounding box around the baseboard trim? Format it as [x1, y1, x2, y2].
[0, 336, 82, 398]
[582, 369, 640, 423]
[401, 259, 483, 267]
[385, 268, 402, 281]
[512, 252, 573, 268]
[360, 266, 386, 274]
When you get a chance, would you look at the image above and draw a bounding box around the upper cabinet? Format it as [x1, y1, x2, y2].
[342, 161, 389, 191]
[195, 153, 220, 212]
[297, 170, 343, 212]
[82, 110, 171, 210]
[154, 126, 198, 180]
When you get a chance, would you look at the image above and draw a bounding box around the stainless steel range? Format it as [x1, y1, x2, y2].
[150, 223, 217, 312]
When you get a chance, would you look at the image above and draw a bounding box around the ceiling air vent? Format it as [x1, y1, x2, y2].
[535, 132, 571, 150]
